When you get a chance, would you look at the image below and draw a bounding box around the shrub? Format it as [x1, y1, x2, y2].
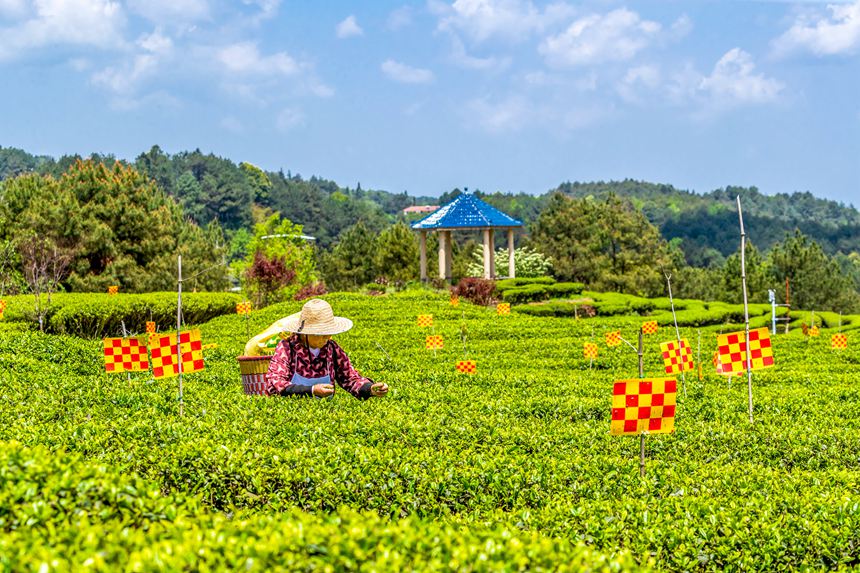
[46, 292, 241, 338]
[294, 282, 327, 301]
[547, 282, 585, 298]
[501, 284, 549, 304]
[452, 277, 496, 306]
[467, 247, 553, 278]
[495, 276, 555, 290]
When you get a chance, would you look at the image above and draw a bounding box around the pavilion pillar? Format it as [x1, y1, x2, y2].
[438, 230, 452, 280]
[419, 231, 427, 282]
[507, 228, 515, 279]
[482, 228, 495, 279]
[444, 231, 453, 280]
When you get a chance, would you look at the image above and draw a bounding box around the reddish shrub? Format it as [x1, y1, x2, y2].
[294, 281, 328, 301]
[452, 278, 497, 306]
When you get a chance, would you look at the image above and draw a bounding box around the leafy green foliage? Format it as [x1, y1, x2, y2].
[373, 222, 419, 285]
[769, 230, 860, 313]
[318, 221, 379, 291]
[0, 160, 228, 293]
[0, 292, 240, 337]
[530, 193, 674, 296]
[2, 292, 860, 569]
[236, 214, 317, 306]
[467, 247, 554, 278]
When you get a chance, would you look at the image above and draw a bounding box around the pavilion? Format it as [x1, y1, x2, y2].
[410, 192, 523, 281]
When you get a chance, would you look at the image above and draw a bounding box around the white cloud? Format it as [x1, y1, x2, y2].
[387, 5, 413, 30]
[670, 14, 693, 40]
[0, 0, 28, 19]
[336, 14, 363, 38]
[433, 0, 574, 44]
[466, 92, 607, 133]
[699, 48, 784, 105]
[217, 41, 300, 76]
[92, 53, 159, 94]
[91, 30, 173, 95]
[617, 64, 661, 103]
[468, 94, 531, 132]
[242, 0, 280, 21]
[138, 29, 173, 55]
[381, 59, 435, 84]
[0, 0, 125, 61]
[276, 107, 304, 131]
[539, 8, 661, 67]
[127, 0, 208, 23]
[772, 0, 860, 56]
[450, 35, 510, 70]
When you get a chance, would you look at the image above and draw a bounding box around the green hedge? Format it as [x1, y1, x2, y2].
[0, 442, 646, 572]
[500, 282, 584, 304]
[41, 292, 242, 338]
[494, 276, 555, 291]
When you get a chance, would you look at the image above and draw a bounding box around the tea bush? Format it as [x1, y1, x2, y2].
[1, 291, 860, 570]
[0, 292, 241, 338]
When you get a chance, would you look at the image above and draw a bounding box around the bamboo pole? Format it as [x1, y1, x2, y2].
[120, 320, 132, 383]
[177, 255, 184, 417]
[737, 196, 754, 424]
[665, 273, 687, 398]
[639, 331, 646, 478]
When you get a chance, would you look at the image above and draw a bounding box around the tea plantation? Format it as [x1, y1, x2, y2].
[1, 291, 859, 571]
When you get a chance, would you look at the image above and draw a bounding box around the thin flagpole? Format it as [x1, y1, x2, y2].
[665, 273, 686, 398]
[737, 196, 754, 424]
[177, 255, 184, 417]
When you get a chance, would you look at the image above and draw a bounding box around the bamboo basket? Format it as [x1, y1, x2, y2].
[237, 355, 273, 396]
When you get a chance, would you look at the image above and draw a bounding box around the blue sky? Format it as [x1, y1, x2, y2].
[0, 0, 858, 204]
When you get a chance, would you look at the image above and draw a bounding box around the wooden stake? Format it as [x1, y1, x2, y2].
[737, 196, 754, 424]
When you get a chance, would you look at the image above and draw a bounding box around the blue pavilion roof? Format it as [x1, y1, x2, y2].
[410, 193, 523, 230]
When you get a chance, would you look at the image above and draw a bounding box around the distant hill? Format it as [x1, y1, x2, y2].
[2, 145, 858, 263]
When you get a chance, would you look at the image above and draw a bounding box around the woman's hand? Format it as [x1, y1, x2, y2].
[370, 382, 388, 397]
[312, 383, 335, 397]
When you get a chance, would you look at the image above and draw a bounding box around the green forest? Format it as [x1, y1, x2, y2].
[1, 145, 858, 312]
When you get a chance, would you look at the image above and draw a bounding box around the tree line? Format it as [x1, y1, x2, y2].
[1, 145, 858, 312]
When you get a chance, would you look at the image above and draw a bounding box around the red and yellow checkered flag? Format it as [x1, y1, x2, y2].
[108, 285, 118, 295]
[236, 301, 252, 315]
[641, 321, 658, 335]
[426, 335, 444, 350]
[417, 314, 433, 327]
[0, 299, 5, 319]
[178, 329, 205, 374]
[809, 325, 820, 337]
[605, 331, 621, 347]
[103, 337, 149, 373]
[149, 333, 178, 379]
[450, 295, 459, 307]
[611, 378, 677, 436]
[584, 342, 598, 359]
[712, 350, 725, 375]
[832, 333, 848, 350]
[456, 360, 477, 374]
[716, 327, 774, 375]
[146, 321, 156, 334]
[497, 303, 511, 315]
[660, 339, 693, 375]
[149, 330, 205, 378]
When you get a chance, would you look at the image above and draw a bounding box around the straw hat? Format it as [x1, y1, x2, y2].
[279, 298, 353, 336]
